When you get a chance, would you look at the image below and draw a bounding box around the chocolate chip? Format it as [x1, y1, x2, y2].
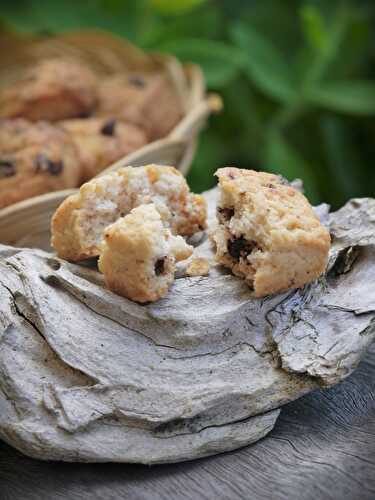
[78, 110, 92, 119]
[218, 207, 234, 221]
[128, 75, 146, 88]
[47, 160, 63, 175]
[227, 236, 258, 260]
[0, 159, 16, 178]
[100, 119, 117, 136]
[35, 154, 63, 175]
[155, 258, 166, 276]
[266, 183, 276, 189]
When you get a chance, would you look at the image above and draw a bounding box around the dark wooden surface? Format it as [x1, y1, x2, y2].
[1, 344, 374, 500]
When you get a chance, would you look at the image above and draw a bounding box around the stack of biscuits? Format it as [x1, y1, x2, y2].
[0, 57, 183, 209]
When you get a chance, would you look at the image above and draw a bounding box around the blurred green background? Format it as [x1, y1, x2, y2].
[2, 0, 375, 207]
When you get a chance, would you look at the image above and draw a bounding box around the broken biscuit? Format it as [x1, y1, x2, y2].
[98, 203, 193, 302]
[51, 164, 206, 261]
[211, 167, 330, 297]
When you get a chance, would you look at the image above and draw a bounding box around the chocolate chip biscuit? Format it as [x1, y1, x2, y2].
[0, 58, 97, 122]
[60, 117, 147, 180]
[97, 73, 183, 141]
[211, 167, 330, 297]
[0, 119, 81, 208]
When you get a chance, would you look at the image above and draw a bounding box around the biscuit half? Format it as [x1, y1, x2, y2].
[211, 167, 330, 297]
[98, 203, 193, 303]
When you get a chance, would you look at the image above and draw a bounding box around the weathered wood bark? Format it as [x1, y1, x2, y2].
[0, 192, 374, 464]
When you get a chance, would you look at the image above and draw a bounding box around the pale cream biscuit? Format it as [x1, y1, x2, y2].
[51, 164, 207, 261]
[98, 203, 192, 302]
[211, 167, 330, 297]
[0, 58, 97, 122]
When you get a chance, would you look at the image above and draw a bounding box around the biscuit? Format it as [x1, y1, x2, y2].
[0, 58, 97, 122]
[0, 119, 81, 208]
[211, 167, 330, 297]
[98, 203, 192, 302]
[51, 164, 207, 261]
[60, 117, 147, 180]
[97, 73, 183, 141]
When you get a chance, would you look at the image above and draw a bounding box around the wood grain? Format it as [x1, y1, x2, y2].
[0, 345, 374, 500]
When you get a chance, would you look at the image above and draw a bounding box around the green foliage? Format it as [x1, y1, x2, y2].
[1, 0, 375, 207]
[155, 38, 244, 87]
[150, 0, 207, 15]
[231, 23, 297, 103]
[307, 81, 375, 115]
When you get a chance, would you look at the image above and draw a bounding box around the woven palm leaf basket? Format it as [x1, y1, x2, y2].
[0, 30, 221, 250]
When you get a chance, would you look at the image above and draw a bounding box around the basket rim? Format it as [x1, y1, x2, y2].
[0, 30, 223, 244]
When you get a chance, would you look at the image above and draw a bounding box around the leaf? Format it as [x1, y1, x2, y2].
[320, 116, 364, 203]
[142, 7, 221, 47]
[301, 7, 351, 86]
[155, 38, 245, 88]
[220, 78, 264, 151]
[149, 0, 206, 15]
[307, 81, 375, 115]
[300, 5, 328, 53]
[319, 11, 371, 80]
[0, 0, 143, 40]
[264, 131, 319, 203]
[230, 22, 297, 103]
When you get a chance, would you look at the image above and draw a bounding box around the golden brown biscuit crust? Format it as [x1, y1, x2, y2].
[212, 167, 331, 297]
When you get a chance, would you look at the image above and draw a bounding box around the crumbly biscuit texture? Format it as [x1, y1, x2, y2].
[60, 117, 147, 180]
[0, 119, 81, 208]
[98, 203, 192, 302]
[51, 164, 207, 261]
[0, 58, 97, 122]
[186, 257, 210, 277]
[212, 167, 330, 297]
[97, 73, 183, 140]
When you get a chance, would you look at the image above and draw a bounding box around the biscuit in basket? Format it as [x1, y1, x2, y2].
[0, 58, 97, 122]
[0, 119, 81, 209]
[51, 164, 207, 261]
[98, 203, 193, 302]
[211, 167, 330, 297]
[60, 117, 147, 180]
[97, 73, 183, 141]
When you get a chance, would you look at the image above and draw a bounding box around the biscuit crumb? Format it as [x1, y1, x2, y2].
[186, 258, 210, 277]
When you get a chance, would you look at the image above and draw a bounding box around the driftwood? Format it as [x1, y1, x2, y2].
[0, 190, 375, 464]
